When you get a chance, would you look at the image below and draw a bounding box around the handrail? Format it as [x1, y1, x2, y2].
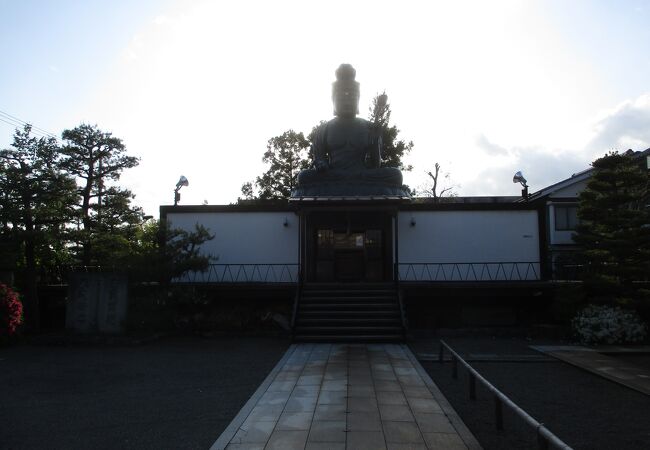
[439, 340, 572, 450]
[398, 262, 540, 282]
[174, 263, 300, 284]
[290, 272, 302, 335]
[396, 287, 408, 334]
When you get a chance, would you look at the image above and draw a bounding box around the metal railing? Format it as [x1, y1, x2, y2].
[173, 264, 300, 284]
[550, 263, 584, 281]
[439, 340, 572, 450]
[398, 262, 540, 282]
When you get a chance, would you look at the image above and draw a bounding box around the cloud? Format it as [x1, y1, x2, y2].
[461, 143, 588, 197]
[586, 93, 650, 156]
[461, 93, 650, 197]
[475, 133, 509, 156]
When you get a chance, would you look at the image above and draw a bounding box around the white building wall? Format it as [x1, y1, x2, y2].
[397, 210, 540, 280]
[166, 211, 299, 282]
[167, 209, 541, 283]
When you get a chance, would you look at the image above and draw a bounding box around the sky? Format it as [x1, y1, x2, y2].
[1, 0, 650, 216]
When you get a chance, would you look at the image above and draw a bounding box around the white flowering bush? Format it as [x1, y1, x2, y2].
[571, 304, 647, 345]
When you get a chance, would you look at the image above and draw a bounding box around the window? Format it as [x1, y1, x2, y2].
[334, 233, 364, 249]
[555, 205, 578, 231]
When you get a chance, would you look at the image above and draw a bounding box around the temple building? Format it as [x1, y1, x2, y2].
[160, 65, 650, 342]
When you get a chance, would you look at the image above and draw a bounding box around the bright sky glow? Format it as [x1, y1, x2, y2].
[2, 0, 650, 215]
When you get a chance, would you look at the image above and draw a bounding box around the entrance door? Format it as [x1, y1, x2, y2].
[315, 228, 384, 282]
[306, 211, 393, 283]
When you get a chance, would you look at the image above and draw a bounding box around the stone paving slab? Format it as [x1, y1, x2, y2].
[531, 345, 650, 396]
[212, 344, 481, 450]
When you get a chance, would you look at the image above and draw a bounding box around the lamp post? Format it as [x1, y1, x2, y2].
[513, 171, 529, 201]
[174, 175, 189, 206]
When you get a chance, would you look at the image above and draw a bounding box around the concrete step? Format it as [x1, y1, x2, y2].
[297, 318, 401, 325]
[300, 295, 395, 302]
[295, 326, 403, 334]
[302, 282, 394, 289]
[293, 283, 404, 343]
[300, 303, 399, 310]
[296, 309, 400, 320]
[293, 334, 405, 343]
[302, 290, 396, 297]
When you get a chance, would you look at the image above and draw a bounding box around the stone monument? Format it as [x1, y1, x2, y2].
[292, 64, 409, 197]
[66, 272, 128, 334]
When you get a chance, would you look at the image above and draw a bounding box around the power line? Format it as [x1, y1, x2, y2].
[0, 116, 52, 138]
[0, 109, 59, 140]
[0, 109, 57, 138]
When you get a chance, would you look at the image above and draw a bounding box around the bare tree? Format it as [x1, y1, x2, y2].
[422, 162, 458, 202]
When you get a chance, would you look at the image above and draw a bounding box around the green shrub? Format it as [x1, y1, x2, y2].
[571, 304, 647, 345]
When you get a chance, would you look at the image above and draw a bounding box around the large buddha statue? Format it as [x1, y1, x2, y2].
[291, 64, 408, 197]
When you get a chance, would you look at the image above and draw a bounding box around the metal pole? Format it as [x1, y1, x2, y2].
[469, 373, 476, 400]
[441, 340, 572, 449]
[393, 212, 399, 282]
[495, 395, 503, 430]
[538, 426, 549, 450]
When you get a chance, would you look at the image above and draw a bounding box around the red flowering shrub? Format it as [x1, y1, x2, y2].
[0, 283, 23, 336]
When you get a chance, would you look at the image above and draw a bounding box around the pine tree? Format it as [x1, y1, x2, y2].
[368, 92, 413, 171]
[574, 150, 650, 303]
[0, 125, 77, 329]
[60, 124, 140, 265]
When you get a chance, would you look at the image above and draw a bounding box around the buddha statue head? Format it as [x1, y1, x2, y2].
[332, 64, 360, 118]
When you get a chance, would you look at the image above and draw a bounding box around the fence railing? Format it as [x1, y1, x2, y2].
[398, 262, 541, 282]
[439, 340, 572, 450]
[173, 264, 300, 284]
[548, 259, 584, 281]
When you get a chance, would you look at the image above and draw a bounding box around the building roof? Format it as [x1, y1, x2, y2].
[288, 195, 411, 204]
[524, 147, 650, 203]
[524, 169, 593, 202]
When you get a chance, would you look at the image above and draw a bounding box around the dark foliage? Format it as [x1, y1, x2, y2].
[574, 150, 650, 305]
[60, 124, 140, 265]
[0, 125, 77, 328]
[368, 92, 413, 171]
[241, 130, 311, 200]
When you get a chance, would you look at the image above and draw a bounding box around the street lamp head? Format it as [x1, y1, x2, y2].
[174, 176, 189, 206]
[512, 171, 527, 187]
[176, 175, 189, 189]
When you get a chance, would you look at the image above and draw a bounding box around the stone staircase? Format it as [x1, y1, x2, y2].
[292, 283, 406, 342]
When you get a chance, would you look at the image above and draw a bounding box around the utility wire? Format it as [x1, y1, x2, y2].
[0, 118, 56, 141]
[0, 109, 59, 140]
[0, 109, 57, 138]
[0, 116, 53, 138]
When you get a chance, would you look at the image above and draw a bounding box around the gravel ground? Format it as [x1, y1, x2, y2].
[0, 336, 289, 450]
[411, 336, 650, 450]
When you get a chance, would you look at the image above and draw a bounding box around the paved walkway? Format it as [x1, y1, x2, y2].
[531, 345, 650, 396]
[211, 343, 481, 450]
